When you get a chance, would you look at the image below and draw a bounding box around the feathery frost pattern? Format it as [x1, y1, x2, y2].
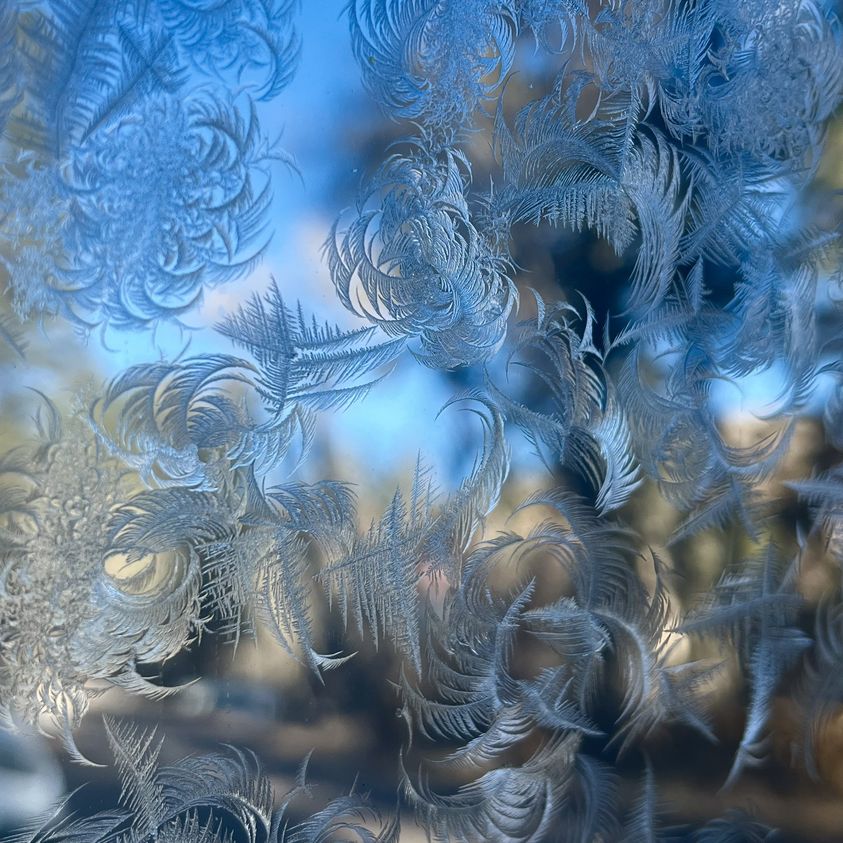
[1, 0, 842, 840]
[0, 400, 202, 761]
[348, 0, 517, 138]
[399, 494, 715, 841]
[0, 1, 298, 329]
[327, 146, 516, 368]
[10, 718, 398, 842]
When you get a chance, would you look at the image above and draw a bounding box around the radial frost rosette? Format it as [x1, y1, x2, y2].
[55, 96, 274, 328]
[0, 412, 204, 759]
[348, 0, 517, 136]
[696, 0, 843, 162]
[328, 148, 515, 368]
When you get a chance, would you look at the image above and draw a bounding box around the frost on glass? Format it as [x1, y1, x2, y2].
[11, 717, 398, 841]
[0, 1, 297, 329]
[0, 0, 842, 841]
